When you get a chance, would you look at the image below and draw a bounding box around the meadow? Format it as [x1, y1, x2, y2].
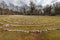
[0, 15, 60, 40]
[0, 15, 60, 30]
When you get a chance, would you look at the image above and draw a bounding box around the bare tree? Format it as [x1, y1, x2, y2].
[54, 2, 60, 15]
[44, 5, 52, 15]
[30, 1, 36, 15]
[1, 1, 5, 15]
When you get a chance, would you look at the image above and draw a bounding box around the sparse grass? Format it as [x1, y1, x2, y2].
[0, 15, 60, 40]
[0, 28, 60, 40]
[0, 15, 60, 30]
[43, 30, 60, 40]
[0, 28, 45, 40]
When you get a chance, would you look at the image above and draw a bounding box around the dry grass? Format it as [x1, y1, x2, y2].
[0, 15, 60, 40]
[0, 28, 45, 40]
[0, 28, 60, 40]
[0, 15, 60, 30]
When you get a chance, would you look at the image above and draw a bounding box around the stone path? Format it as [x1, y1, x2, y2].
[1, 27, 60, 33]
[0, 21, 60, 33]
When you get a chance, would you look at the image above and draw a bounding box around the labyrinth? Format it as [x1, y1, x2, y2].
[0, 15, 60, 40]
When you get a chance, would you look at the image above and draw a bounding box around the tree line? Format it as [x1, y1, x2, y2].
[0, 1, 60, 16]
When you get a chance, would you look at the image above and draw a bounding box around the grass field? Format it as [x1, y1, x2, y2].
[0, 15, 60, 30]
[0, 15, 60, 40]
[0, 28, 60, 40]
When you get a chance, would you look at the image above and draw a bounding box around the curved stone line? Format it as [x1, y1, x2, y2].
[3, 28, 60, 33]
[0, 24, 60, 33]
